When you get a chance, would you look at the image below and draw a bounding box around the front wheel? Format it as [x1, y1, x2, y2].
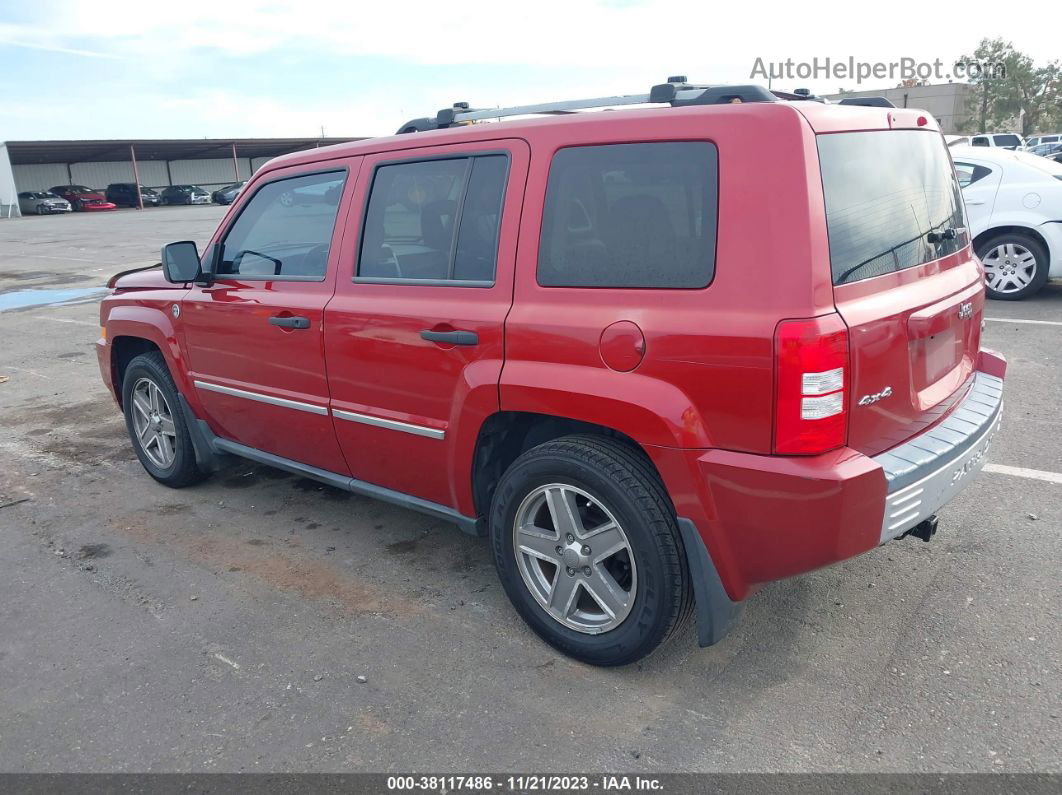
[978, 232, 1049, 300]
[490, 435, 693, 666]
[121, 351, 206, 488]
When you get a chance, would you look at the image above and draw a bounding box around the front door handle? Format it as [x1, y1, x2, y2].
[420, 329, 479, 346]
[269, 315, 310, 329]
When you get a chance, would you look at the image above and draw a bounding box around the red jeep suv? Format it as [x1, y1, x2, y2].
[96, 82, 1004, 666]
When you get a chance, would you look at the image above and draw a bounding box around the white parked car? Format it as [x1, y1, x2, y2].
[970, 133, 1025, 150]
[1024, 133, 1060, 149]
[951, 145, 1062, 300]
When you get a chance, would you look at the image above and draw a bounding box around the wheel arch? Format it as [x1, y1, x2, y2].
[107, 303, 192, 409]
[470, 410, 663, 521]
[973, 223, 1050, 259]
[110, 336, 162, 406]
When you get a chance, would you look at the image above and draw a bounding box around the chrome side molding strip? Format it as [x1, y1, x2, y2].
[193, 380, 329, 416]
[332, 408, 445, 440]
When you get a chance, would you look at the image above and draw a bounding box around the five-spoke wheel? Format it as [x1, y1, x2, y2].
[514, 483, 636, 634]
[491, 435, 693, 666]
[130, 377, 177, 469]
[121, 351, 206, 487]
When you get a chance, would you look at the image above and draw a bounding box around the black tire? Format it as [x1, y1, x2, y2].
[977, 232, 1050, 301]
[121, 351, 206, 488]
[489, 435, 693, 666]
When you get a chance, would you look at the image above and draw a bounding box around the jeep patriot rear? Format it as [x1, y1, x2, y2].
[97, 81, 1005, 666]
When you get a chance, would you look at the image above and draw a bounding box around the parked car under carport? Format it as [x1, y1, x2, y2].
[17, 191, 72, 215]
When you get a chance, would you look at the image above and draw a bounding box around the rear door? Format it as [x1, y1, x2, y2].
[953, 156, 1002, 236]
[180, 161, 358, 473]
[323, 139, 528, 510]
[818, 130, 984, 455]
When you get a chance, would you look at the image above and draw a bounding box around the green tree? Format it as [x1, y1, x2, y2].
[956, 38, 1061, 136]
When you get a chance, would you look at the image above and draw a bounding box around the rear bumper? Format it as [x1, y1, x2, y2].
[655, 350, 1006, 618]
[876, 369, 1002, 542]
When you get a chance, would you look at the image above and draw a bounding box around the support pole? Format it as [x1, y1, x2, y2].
[231, 142, 240, 182]
[129, 144, 143, 210]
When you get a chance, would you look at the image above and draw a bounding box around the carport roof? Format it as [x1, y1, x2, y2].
[3, 137, 366, 165]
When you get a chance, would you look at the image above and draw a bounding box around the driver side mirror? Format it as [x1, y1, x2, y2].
[161, 241, 202, 283]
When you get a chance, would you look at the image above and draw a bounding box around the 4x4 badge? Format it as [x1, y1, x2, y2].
[858, 386, 893, 406]
[958, 302, 973, 319]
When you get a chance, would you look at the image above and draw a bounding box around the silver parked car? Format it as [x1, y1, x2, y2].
[18, 191, 72, 215]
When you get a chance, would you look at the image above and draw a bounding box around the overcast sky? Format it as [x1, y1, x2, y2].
[1, 0, 1057, 141]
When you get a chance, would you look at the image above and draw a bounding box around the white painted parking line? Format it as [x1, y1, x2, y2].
[984, 317, 1062, 327]
[984, 464, 1062, 485]
[30, 315, 98, 327]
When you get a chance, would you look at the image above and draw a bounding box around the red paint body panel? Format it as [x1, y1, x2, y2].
[322, 139, 529, 511]
[833, 253, 985, 455]
[176, 158, 361, 473]
[96, 98, 1004, 608]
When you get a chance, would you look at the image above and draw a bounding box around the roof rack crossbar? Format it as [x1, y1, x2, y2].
[395, 81, 778, 134]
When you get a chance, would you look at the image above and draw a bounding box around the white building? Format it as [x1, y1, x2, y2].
[0, 137, 363, 217]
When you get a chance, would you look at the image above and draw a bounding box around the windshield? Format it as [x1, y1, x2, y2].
[818, 130, 966, 286]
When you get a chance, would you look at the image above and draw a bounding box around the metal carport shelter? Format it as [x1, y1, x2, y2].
[0, 136, 363, 216]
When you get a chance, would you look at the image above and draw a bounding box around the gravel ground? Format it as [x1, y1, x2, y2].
[0, 206, 1058, 773]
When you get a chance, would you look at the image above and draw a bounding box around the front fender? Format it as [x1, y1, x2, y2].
[499, 362, 713, 449]
[106, 302, 199, 411]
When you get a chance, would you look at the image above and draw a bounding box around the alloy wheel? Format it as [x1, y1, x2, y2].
[513, 483, 637, 634]
[130, 377, 177, 469]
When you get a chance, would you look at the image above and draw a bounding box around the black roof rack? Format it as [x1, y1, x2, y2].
[396, 77, 778, 134]
[837, 96, 896, 108]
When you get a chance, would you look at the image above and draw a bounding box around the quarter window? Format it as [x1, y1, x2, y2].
[357, 154, 509, 284]
[216, 170, 346, 280]
[537, 142, 718, 288]
[954, 161, 993, 188]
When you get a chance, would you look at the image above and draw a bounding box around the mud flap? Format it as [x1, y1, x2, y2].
[676, 517, 744, 646]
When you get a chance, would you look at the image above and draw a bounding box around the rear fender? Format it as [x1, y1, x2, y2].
[499, 362, 713, 449]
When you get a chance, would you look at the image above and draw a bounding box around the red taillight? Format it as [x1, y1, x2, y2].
[774, 315, 849, 454]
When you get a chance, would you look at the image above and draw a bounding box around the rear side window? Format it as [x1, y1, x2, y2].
[818, 131, 965, 286]
[357, 154, 508, 284]
[954, 161, 993, 188]
[216, 170, 346, 280]
[971, 136, 989, 147]
[537, 142, 718, 288]
[993, 134, 1022, 148]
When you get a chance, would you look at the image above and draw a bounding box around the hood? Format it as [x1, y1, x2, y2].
[75, 191, 106, 200]
[108, 264, 183, 290]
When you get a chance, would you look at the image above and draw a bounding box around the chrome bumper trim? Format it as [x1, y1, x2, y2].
[875, 372, 1003, 543]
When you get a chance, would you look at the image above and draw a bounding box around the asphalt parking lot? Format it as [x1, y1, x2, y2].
[0, 206, 1059, 773]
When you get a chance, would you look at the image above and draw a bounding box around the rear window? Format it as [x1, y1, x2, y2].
[818, 131, 965, 286]
[993, 134, 1022, 148]
[537, 142, 717, 288]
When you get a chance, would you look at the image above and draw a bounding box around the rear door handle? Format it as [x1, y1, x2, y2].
[420, 329, 479, 346]
[269, 315, 310, 329]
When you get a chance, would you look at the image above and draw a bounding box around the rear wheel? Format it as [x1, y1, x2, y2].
[978, 232, 1049, 300]
[121, 351, 206, 488]
[490, 435, 693, 666]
